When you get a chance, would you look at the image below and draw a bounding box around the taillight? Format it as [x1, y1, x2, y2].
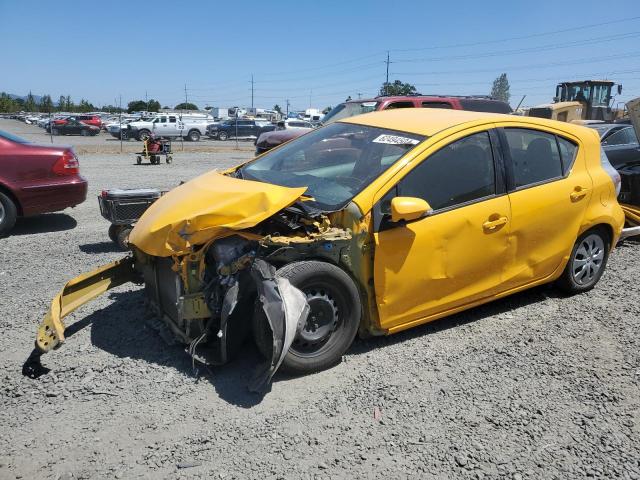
[52, 150, 80, 176]
[600, 147, 621, 196]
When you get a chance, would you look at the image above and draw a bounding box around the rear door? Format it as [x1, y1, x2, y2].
[497, 125, 591, 290]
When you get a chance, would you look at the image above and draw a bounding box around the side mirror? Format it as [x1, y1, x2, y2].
[390, 197, 432, 223]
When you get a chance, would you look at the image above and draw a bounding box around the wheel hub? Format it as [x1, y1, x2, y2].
[572, 233, 605, 285]
[0, 202, 5, 224]
[295, 290, 339, 347]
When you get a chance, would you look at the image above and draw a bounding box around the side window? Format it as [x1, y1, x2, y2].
[604, 127, 636, 146]
[158, 117, 166, 123]
[504, 128, 563, 188]
[391, 131, 496, 212]
[385, 102, 414, 110]
[169, 116, 176, 123]
[421, 102, 453, 109]
[556, 136, 578, 174]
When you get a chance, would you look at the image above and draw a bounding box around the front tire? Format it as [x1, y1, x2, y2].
[138, 129, 151, 141]
[556, 227, 610, 294]
[218, 131, 229, 141]
[0, 191, 18, 236]
[254, 261, 361, 375]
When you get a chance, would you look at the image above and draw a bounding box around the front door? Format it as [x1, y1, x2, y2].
[153, 116, 169, 136]
[373, 129, 511, 332]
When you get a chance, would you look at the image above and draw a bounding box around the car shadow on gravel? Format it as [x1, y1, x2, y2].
[78, 241, 122, 254]
[58, 290, 273, 407]
[349, 283, 562, 356]
[11, 213, 77, 235]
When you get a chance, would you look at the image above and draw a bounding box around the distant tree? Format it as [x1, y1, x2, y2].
[57, 95, 66, 111]
[162, 105, 169, 109]
[379, 80, 418, 96]
[174, 102, 199, 111]
[24, 91, 37, 112]
[491, 73, 510, 103]
[0, 92, 20, 112]
[77, 99, 94, 112]
[322, 106, 333, 114]
[65, 96, 75, 112]
[273, 104, 282, 114]
[127, 100, 147, 113]
[147, 99, 161, 112]
[39, 95, 54, 113]
[100, 104, 125, 113]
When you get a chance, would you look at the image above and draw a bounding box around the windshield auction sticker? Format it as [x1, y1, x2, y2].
[372, 134, 420, 145]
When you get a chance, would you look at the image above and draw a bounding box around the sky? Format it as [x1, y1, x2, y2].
[1, 0, 639, 111]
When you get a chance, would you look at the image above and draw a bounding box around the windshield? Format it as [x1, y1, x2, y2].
[240, 122, 425, 210]
[0, 129, 29, 143]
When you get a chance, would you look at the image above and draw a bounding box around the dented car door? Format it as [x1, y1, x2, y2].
[372, 128, 511, 332]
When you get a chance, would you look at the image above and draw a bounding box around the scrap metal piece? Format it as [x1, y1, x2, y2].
[248, 259, 309, 393]
[619, 203, 640, 241]
[36, 257, 137, 353]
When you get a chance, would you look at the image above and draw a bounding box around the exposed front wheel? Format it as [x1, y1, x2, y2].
[138, 130, 151, 141]
[218, 131, 229, 141]
[556, 227, 610, 294]
[253, 261, 361, 374]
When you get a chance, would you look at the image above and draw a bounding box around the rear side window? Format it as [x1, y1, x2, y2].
[385, 102, 414, 110]
[169, 116, 176, 123]
[557, 137, 578, 174]
[396, 131, 496, 211]
[421, 102, 453, 109]
[504, 128, 563, 188]
[460, 99, 512, 114]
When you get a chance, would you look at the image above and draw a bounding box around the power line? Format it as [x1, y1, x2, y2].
[392, 15, 640, 52]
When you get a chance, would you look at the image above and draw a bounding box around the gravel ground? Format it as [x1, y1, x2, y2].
[1, 118, 639, 480]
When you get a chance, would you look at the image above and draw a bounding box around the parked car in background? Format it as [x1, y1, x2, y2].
[126, 113, 212, 141]
[47, 118, 100, 136]
[208, 118, 276, 141]
[255, 95, 513, 154]
[587, 123, 640, 168]
[0, 129, 87, 235]
[53, 115, 102, 129]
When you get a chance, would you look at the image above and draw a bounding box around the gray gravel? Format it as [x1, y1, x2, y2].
[1, 118, 639, 480]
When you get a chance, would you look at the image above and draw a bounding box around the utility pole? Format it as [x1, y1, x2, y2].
[286, 99, 290, 117]
[250, 74, 254, 109]
[357, 92, 362, 99]
[119, 94, 123, 154]
[309, 89, 312, 109]
[145, 91, 148, 112]
[184, 84, 188, 107]
[385, 51, 390, 95]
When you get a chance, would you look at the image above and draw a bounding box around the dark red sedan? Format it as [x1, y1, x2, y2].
[0, 130, 88, 235]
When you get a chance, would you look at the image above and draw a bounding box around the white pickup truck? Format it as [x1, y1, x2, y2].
[125, 113, 213, 141]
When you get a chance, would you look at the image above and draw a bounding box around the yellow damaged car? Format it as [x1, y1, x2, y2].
[30, 109, 626, 389]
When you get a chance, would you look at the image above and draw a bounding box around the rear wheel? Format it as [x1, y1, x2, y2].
[108, 224, 121, 243]
[556, 227, 610, 294]
[187, 130, 201, 142]
[136, 156, 142, 165]
[253, 261, 361, 374]
[0, 191, 18, 236]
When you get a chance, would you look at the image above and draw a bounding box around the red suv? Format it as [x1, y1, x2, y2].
[0, 129, 88, 235]
[53, 115, 102, 128]
[256, 95, 512, 154]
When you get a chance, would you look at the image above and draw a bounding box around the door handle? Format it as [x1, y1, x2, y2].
[482, 216, 508, 230]
[570, 187, 589, 201]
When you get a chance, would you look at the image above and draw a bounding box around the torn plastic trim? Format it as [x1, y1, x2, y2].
[248, 259, 309, 393]
[36, 256, 137, 353]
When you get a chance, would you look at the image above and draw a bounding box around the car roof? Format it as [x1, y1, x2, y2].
[339, 108, 589, 137]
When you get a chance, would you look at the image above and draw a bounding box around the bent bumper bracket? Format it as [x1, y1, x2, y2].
[36, 256, 137, 353]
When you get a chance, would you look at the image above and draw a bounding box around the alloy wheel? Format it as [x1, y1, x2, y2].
[572, 233, 605, 285]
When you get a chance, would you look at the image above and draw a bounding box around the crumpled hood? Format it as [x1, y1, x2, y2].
[129, 171, 306, 257]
